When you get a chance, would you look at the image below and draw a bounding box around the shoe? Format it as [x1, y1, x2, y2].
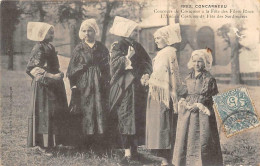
[120, 156, 131, 165]
[161, 158, 169, 166]
[34, 146, 46, 153]
[44, 151, 53, 157]
[34, 146, 53, 157]
[44, 148, 54, 157]
[56, 144, 64, 148]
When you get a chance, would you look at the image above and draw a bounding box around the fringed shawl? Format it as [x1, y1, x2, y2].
[148, 46, 181, 111]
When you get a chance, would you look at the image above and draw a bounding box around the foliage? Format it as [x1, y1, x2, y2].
[57, 2, 84, 23]
[56, 0, 147, 44]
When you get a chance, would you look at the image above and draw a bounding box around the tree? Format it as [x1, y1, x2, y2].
[58, 1, 84, 55]
[99, 0, 147, 43]
[100, 1, 119, 44]
[217, 0, 260, 84]
[57, 1, 145, 52]
[217, 23, 250, 84]
[18, 1, 47, 21]
[1, 1, 21, 70]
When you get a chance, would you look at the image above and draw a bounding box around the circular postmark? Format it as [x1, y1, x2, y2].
[219, 110, 259, 137]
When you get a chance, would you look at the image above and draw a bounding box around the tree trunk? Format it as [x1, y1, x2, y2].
[69, 2, 82, 55]
[1, 1, 20, 70]
[69, 20, 81, 55]
[101, 2, 115, 44]
[36, 2, 45, 22]
[230, 40, 241, 84]
[7, 34, 14, 70]
[69, 25, 77, 55]
[229, 29, 241, 84]
[69, 23, 79, 55]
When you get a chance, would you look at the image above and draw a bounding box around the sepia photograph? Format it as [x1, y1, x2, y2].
[1, 0, 260, 165]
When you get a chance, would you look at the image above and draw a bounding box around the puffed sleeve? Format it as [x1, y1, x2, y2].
[204, 77, 219, 115]
[110, 42, 129, 83]
[208, 77, 219, 96]
[99, 45, 110, 89]
[26, 43, 48, 85]
[200, 77, 219, 107]
[67, 45, 86, 88]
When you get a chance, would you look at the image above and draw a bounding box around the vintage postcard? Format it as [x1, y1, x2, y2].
[1, 0, 260, 165]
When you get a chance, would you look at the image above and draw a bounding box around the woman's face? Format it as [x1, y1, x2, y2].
[192, 55, 205, 72]
[44, 27, 54, 42]
[81, 26, 96, 43]
[154, 35, 167, 49]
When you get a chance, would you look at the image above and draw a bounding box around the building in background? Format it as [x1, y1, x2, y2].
[138, 0, 260, 85]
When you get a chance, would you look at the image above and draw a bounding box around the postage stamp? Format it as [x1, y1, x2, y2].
[213, 87, 260, 137]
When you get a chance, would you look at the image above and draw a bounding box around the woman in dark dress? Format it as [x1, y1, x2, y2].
[172, 49, 223, 166]
[66, 19, 110, 148]
[26, 22, 68, 155]
[109, 16, 152, 160]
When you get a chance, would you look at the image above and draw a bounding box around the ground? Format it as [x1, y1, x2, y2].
[1, 56, 260, 166]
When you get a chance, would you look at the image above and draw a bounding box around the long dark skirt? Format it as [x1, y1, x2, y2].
[27, 80, 68, 147]
[108, 83, 147, 148]
[172, 108, 223, 166]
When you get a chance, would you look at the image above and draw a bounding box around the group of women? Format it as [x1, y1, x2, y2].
[26, 16, 223, 166]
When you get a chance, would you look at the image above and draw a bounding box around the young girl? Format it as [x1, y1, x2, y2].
[145, 24, 184, 166]
[172, 49, 223, 166]
[26, 22, 68, 155]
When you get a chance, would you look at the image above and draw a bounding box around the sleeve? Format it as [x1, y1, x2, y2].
[26, 44, 48, 85]
[199, 77, 219, 108]
[207, 77, 219, 97]
[99, 46, 110, 89]
[66, 47, 85, 88]
[110, 42, 128, 77]
[205, 78, 219, 115]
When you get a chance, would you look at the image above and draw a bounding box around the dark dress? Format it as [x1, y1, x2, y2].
[66, 41, 110, 141]
[109, 39, 152, 148]
[172, 69, 223, 166]
[26, 41, 68, 147]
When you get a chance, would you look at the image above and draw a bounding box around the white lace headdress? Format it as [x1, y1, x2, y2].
[187, 48, 213, 71]
[109, 16, 138, 38]
[27, 22, 53, 41]
[79, 19, 100, 40]
[153, 23, 182, 45]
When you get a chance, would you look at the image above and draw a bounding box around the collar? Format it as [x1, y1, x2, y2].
[189, 69, 207, 79]
[85, 40, 96, 48]
[82, 40, 98, 50]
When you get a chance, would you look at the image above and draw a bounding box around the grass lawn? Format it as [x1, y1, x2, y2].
[1, 66, 260, 166]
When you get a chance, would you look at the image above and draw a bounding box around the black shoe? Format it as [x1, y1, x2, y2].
[34, 147, 53, 157]
[119, 156, 132, 165]
[44, 151, 53, 157]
